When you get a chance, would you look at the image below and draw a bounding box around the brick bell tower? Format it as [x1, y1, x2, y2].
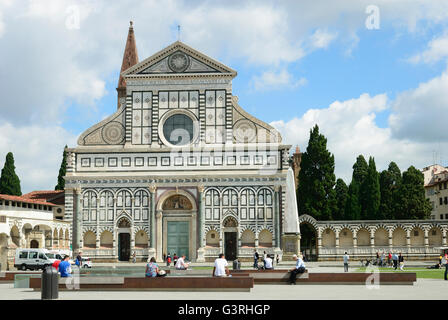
[291, 145, 302, 189]
[116, 21, 139, 109]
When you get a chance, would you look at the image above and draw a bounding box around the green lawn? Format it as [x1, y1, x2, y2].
[356, 267, 446, 279]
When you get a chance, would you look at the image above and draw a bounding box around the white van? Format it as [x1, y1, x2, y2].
[14, 248, 57, 271]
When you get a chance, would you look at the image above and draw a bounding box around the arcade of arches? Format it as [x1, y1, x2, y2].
[299, 215, 448, 261]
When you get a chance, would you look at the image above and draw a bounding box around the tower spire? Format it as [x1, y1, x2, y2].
[117, 21, 139, 109]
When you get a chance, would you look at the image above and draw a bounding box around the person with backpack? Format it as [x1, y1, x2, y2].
[166, 253, 172, 266]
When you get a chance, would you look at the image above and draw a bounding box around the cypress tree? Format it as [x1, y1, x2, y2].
[297, 125, 336, 220]
[334, 178, 348, 220]
[0, 152, 22, 196]
[394, 166, 431, 219]
[363, 157, 380, 220]
[346, 155, 368, 220]
[379, 162, 401, 219]
[55, 145, 68, 190]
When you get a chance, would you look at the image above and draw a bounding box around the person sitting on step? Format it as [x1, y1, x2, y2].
[175, 254, 189, 270]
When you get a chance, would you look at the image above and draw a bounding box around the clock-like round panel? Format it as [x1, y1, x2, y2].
[168, 52, 190, 73]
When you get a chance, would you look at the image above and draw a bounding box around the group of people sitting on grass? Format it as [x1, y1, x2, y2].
[360, 251, 405, 270]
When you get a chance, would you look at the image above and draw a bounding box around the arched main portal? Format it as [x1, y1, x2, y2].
[300, 222, 317, 261]
[117, 216, 131, 261]
[223, 216, 238, 261]
[157, 191, 197, 261]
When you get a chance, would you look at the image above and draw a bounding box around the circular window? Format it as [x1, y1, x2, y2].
[162, 114, 194, 146]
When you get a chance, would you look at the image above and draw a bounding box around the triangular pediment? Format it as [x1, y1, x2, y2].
[122, 41, 237, 78]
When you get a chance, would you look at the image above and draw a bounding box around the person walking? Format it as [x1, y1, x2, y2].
[398, 252, 404, 271]
[442, 253, 448, 280]
[213, 253, 230, 277]
[132, 251, 136, 263]
[58, 255, 72, 277]
[388, 252, 392, 267]
[253, 250, 259, 269]
[173, 253, 178, 266]
[289, 254, 306, 285]
[75, 251, 82, 268]
[392, 252, 398, 270]
[263, 251, 267, 269]
[343, 252, 349, 272]
[276, 254, 279, 265]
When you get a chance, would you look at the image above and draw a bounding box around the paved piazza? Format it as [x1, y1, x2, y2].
[0, 262, 446, 300]
[0, 279, 445, 300]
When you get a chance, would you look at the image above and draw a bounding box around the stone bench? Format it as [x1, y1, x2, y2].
[29, 276, 254, 292]
[230, 269, 309, 283]
[0, 271, 41, 282]
[231, 270, 416, 285]
[303, 272, 417, 285]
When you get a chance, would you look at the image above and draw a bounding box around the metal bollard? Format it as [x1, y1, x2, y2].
[41, 266, 59, 300]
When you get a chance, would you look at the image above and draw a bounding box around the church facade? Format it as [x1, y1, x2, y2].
[64, 23, 300, 262]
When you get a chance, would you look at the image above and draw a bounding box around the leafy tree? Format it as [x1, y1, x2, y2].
[297, 125, 336, 220]
[394, 166, 431, 219]
[334, 178, 348, 220]
[345, 155, 368, 220]
[0, 152, 22, 196]
[55, 146, 68, 190]
[363, 157, 380, 220]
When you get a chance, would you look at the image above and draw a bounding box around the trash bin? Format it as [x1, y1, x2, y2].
[233, 259, 241, 270]
[41, 266, 59, 300]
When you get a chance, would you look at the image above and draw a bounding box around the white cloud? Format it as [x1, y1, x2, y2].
[0, 122, 78, 193]
[1, 0, 447, 126]
[390, 67, 448, 142]
[271, 75, 448, 183]
[309, 29, 338, 49]
[408, 32, 448, 64]
[251, 69, 307, 91]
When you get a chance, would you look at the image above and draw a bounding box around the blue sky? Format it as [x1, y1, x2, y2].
[1, 0, 448, 192]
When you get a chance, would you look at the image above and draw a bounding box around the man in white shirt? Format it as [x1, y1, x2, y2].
[175, 255, 189, 270]
[343, 252, 349, 272]
[213, 253, 230, 277]
[264, 254, 273, 270]
[289, 254, 306, 285]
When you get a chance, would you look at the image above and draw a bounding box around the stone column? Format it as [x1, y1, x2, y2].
[273, 186, 280, 248]
[149, 184, 156, 250]
[388, 229, 393, 248]
[196, 185, 206, 262]
[353, 230, 357, 248]
[335, 230, 340, 249]
[317, 228, 322, 250]
[442, 229, 447, 246]
[370, 229, 375, 248]
[424, 228, 429, 247]
[156, 211, 163, 262]
[72, 187, 82, 254]
[406, 229, 411, 248]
